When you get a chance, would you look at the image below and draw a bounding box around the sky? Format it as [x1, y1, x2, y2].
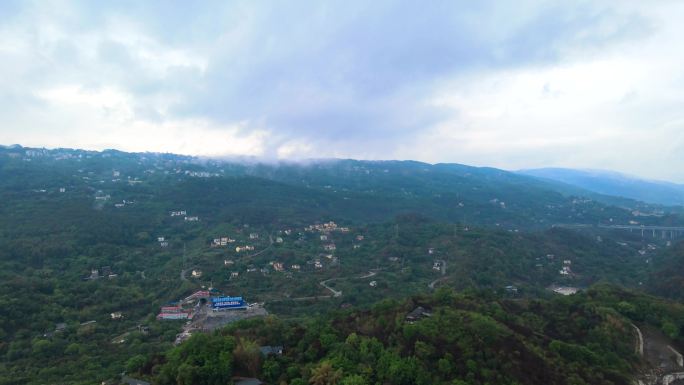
[1, 1, 684, 182]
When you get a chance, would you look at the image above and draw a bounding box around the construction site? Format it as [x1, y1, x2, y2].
[156, 290, 268, 345]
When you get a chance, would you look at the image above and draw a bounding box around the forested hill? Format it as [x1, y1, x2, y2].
[1, 145, 679, 229]
[520, 168, 684, 207]
[148, 285, 684, 385]
[2, 145, 684, 385]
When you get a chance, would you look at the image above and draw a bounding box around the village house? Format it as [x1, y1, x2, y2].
[323, 244, 336, 251]
[249, 233, 259, 239]
[59, 187, 66, 193]
[111, 312, 123, 320]
[356, 235, 364, 241]
[314, 260, 323, 269]
[432, 261, 442, 271]
[505, 285, 518, 294]
[291, 264, 301, 271]
[272, 262, 285, 272]
[224, 259, 235, 266]
[369, 280, 377, 287]
[184, 216, 199, 222]
[353, 244, 361, 249]
[259, 346, 283, 356]
[170, 210, 187, 217]
[405, 306, 432, 323]
[212, 237, 234, 246]
[275, 237, 284, 243]
[231, 272, 239, 278]
[320, 235, 328, 241]
[305, 221, 341, 233]
[158, 236, 165, 242]
[236, 245, 255, 253]
[191, 270, 202, 278]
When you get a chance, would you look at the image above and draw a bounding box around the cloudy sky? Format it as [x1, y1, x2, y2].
[1, 1, 684, 181]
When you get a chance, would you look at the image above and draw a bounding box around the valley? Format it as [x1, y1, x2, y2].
[1, 146, 684, 385]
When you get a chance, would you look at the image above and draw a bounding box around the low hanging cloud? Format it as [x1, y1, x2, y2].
[1, 1, 683, 181]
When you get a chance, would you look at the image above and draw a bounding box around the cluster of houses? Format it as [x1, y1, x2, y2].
[227, 261, 304, 279]
[158, 236, 169, 248]
[84, 266, 117, 280]
[170, 210, 199, 222]
[157, 305, 193, 320]
[157, 290, 211, 320]
[212, 237, 236, 247]
[94, 192, 111, 201]
[185, 170, 219, 178]
[559, 260, 573, 276]
[304, 221, 350, 233]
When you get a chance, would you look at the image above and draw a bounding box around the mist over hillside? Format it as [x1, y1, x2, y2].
[520, 168, 684, 207]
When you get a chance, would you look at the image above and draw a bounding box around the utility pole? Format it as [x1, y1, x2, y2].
[183, 243, 187, 270]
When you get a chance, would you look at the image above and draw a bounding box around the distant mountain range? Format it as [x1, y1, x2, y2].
[2, 145, 679, 230]
[519, 168, 684, 207]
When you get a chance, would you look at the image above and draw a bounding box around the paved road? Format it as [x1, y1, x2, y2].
[633, 323, 644, 356]
[320, 271, 379, 297]
[634, 324, 684, 384]
[244, 234, 274, 259]
[320, 278, 343, 297]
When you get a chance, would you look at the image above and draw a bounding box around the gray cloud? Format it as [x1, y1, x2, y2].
[1, 0, 682, 181]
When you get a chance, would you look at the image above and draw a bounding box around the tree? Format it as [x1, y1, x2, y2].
[126, 354, 147, 374]
[340, 374, 367, 385]
[309, 361, 343, 385]
[233, 338, 262, 377]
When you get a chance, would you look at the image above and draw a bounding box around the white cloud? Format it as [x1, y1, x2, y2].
[1, 1, 684, 181]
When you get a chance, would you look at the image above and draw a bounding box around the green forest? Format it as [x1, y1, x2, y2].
[1, 146, 684, 385]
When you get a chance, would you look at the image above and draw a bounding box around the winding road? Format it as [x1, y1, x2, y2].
[319, 271, 379, 298]
[428, 260, 447, 290]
